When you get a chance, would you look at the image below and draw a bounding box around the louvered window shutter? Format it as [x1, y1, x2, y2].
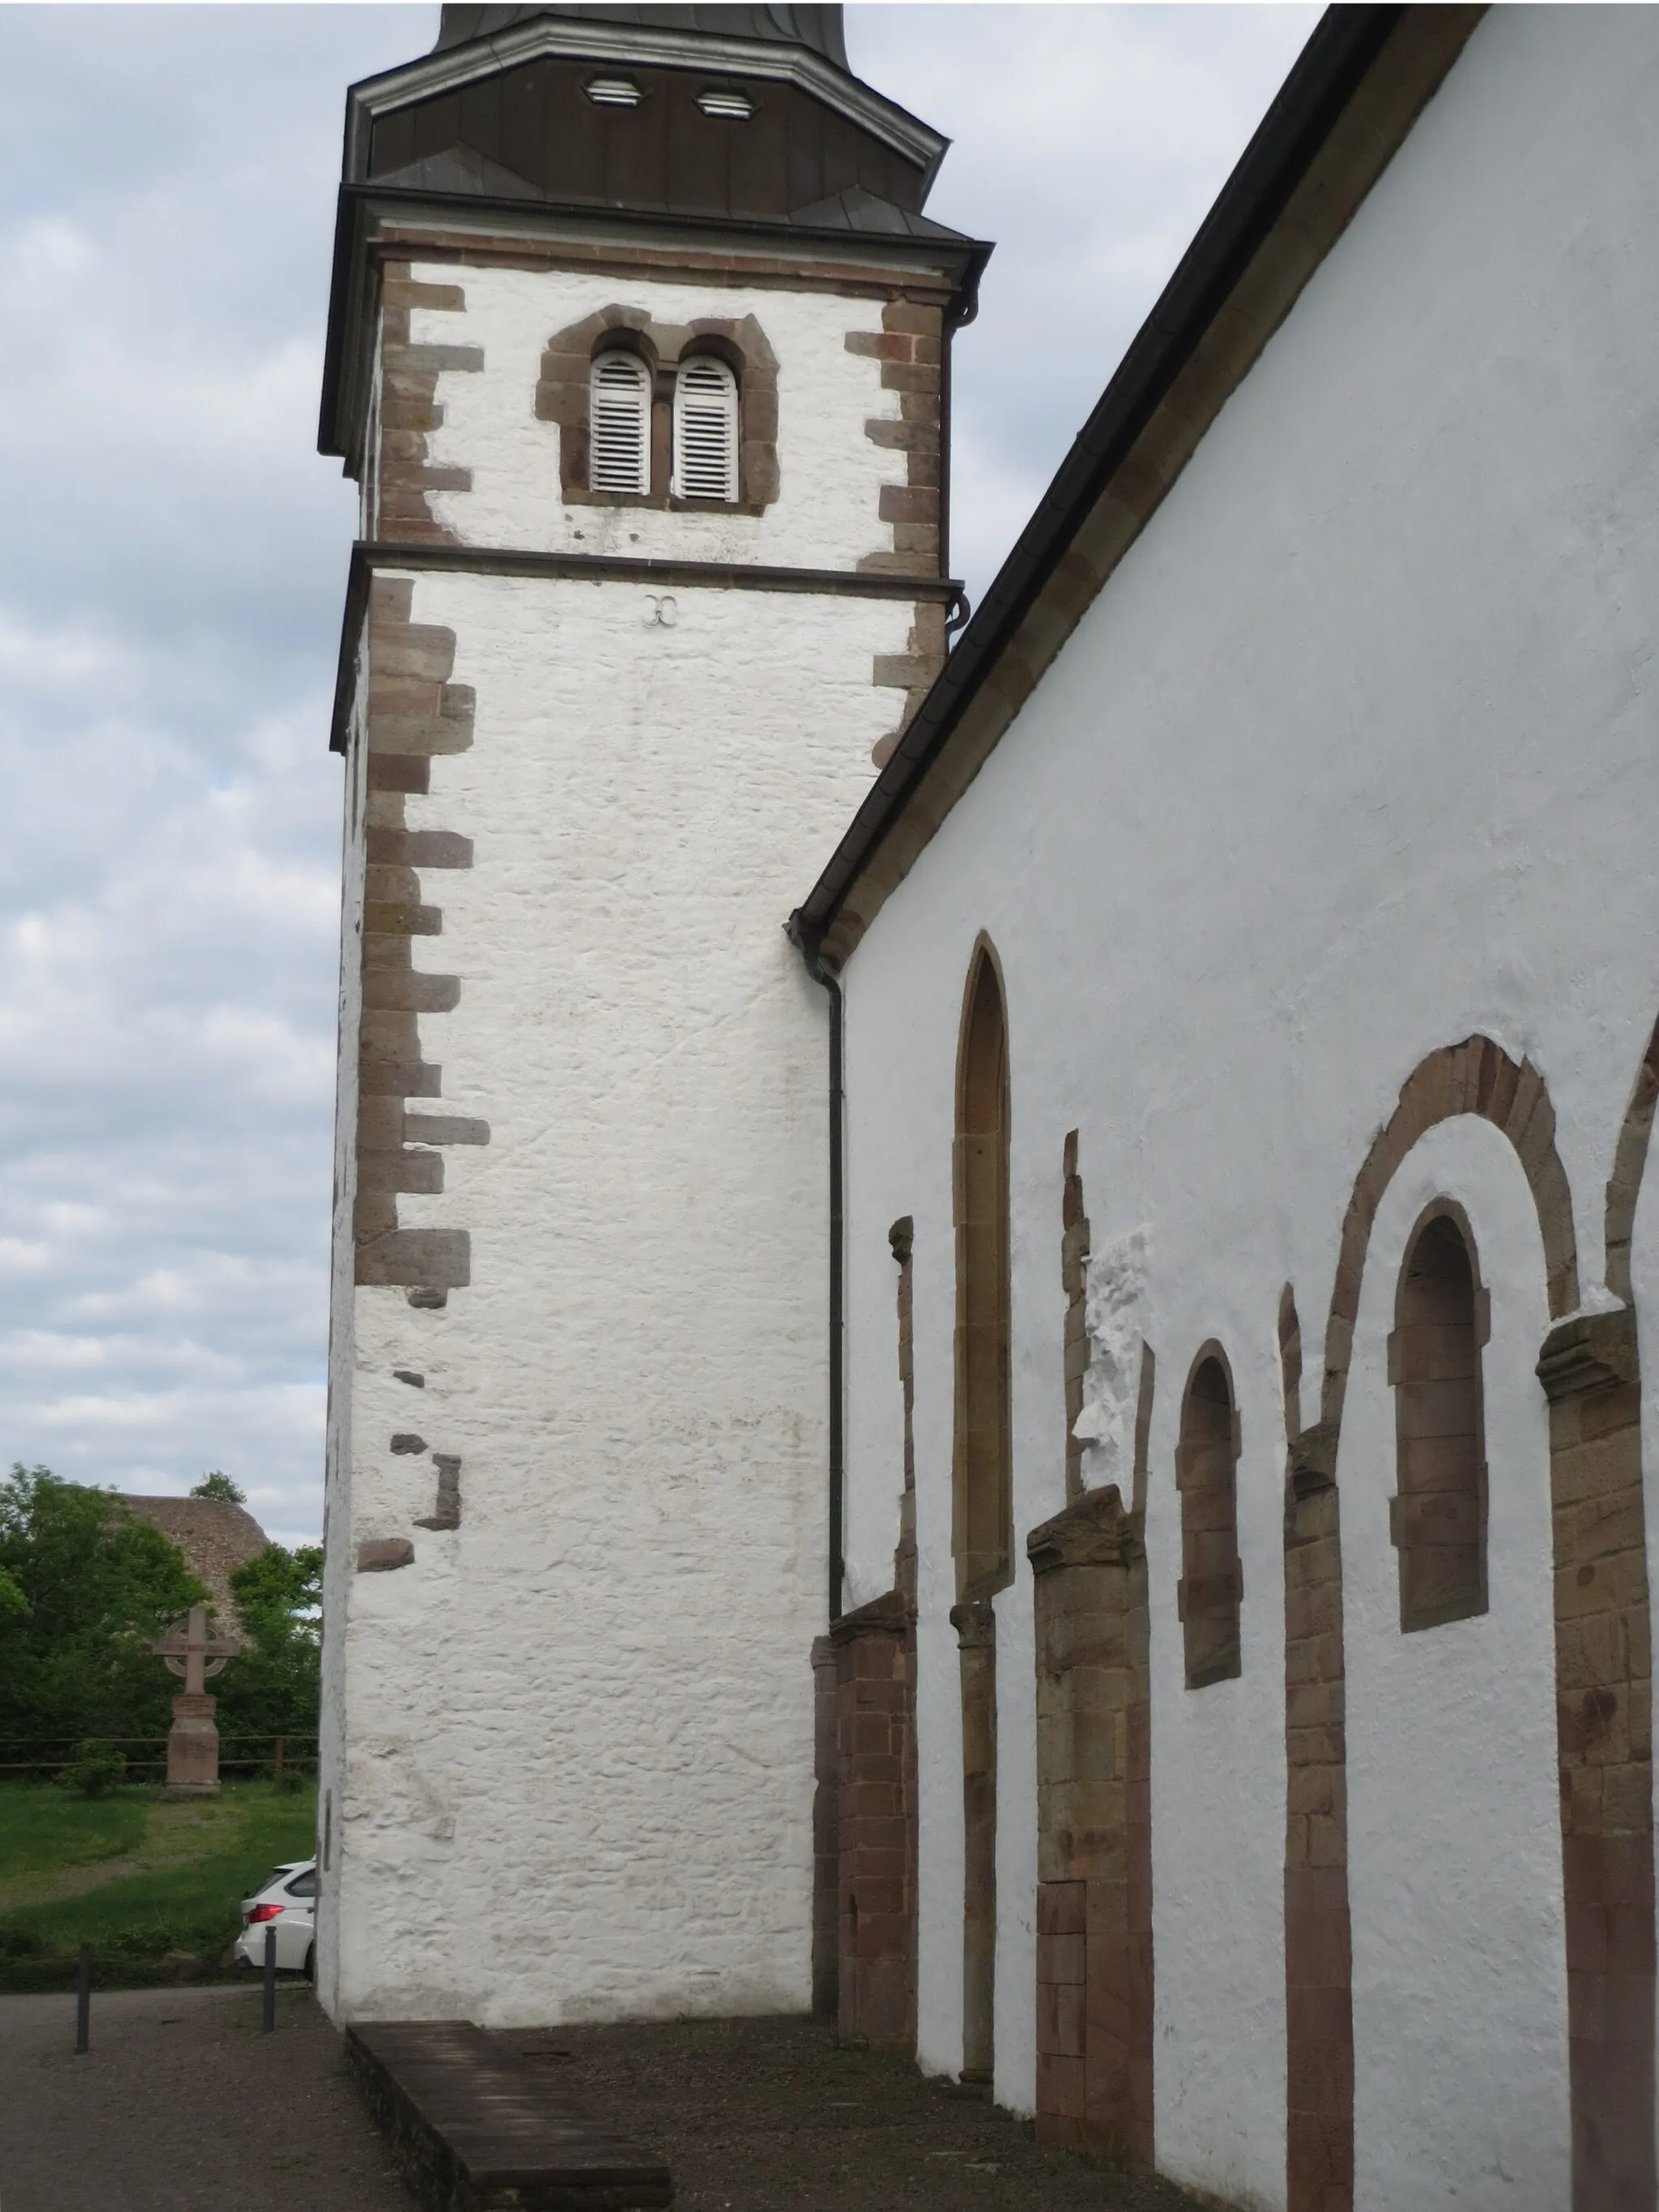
[589, 352, 650, 495]
[672, 356, 739, 502]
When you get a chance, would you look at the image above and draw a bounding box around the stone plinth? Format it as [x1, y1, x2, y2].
[166, 1692, 221, 1796]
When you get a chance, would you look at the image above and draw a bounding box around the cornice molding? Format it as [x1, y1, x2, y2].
[319, 188, 986, 465]
[1026, 1481, 1142, 1575]
[330, 539, 965, 752]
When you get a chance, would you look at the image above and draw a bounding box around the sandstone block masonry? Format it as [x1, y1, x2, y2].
[353, 575, 482, 1299]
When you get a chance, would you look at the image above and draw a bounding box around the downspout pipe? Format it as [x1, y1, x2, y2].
[787, 914, 844, 1623]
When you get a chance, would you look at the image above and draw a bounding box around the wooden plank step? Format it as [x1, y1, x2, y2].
[347, 2019, 674, 2210]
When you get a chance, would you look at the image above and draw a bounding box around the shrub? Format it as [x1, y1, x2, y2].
[190, 1472, 245, 1506]
[57, 1742, 126, 1799]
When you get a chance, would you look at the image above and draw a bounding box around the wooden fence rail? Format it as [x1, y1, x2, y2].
[0, 1733, 318, 1777]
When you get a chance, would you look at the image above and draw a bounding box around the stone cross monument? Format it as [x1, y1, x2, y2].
[153, 1605, 239, 1795]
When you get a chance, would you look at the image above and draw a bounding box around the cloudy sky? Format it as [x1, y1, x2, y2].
[0, 2, 1316, 1548]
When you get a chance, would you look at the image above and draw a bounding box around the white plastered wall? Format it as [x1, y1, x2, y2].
[1341, 1118, 1567, 2210]
[322, 174, 957, 2018]
[409, 260, 913, 569]
[327, 567, 913, 2024]
[318, 633, 370, 2024]
[838, 7, 1659, 2195]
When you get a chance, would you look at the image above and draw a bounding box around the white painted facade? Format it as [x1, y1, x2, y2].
[319, 228, 957, 2022]
[412, 265, 915, 569]
[837, 9, 1659, 2203]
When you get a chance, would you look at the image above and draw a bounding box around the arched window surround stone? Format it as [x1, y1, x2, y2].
[535, 305, 779, 514]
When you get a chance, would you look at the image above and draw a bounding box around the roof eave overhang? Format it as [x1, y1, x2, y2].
[787, 2, 1487, 975]
[318, 184, 988, 462]
[342, 19, 948, 193]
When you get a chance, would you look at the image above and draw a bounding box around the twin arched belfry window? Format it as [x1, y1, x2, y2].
[587, 349, 739, 502]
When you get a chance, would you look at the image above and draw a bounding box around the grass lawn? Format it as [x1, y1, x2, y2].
[0, 1779, 317, 1992]
[0, 1784, 147, 1879]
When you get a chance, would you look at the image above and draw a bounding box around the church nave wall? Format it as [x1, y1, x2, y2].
[834, 15, 1659, 2204]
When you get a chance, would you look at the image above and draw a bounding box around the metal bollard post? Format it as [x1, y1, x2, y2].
[262, 1923, 276, 2033]
[75, 1942, 91, 2054]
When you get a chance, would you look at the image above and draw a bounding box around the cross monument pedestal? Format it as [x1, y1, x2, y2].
[152, 1605, 240, 1796]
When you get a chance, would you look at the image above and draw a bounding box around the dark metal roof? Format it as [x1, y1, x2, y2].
[788, 4, 1410, 965]
[436, 4, 849, 70]
[786, 185, 964, 240]
[318, 0, 973, 462]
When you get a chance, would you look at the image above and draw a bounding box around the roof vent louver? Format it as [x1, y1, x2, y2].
[585, 75, 642, 108]
[589, 352, 650, 496]
[672, 356, 739, 504]
[697, 86, 755, 121]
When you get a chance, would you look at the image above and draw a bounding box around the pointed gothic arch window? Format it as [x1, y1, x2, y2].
[951, 939, 1009, 2087]
[1176, 1349, 1242, 1687]
[953, 945, 1012, 1598]
[672, 355, 740, 503]
[589, 349, 650, 495]
[1389, 1206, 1488, 1630]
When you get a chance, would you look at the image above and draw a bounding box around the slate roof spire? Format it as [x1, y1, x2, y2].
[434, 4, 849, 70]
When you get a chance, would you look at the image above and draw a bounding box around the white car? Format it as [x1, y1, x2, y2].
[235, 1859, 317, 1977]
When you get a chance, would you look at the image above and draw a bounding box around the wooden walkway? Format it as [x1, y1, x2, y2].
[348, 2019, 673, 2210]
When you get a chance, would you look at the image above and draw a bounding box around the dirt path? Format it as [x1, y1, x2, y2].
[0, 1985, 407, 2212]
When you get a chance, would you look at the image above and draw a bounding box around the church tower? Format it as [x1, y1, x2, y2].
[316, 3, 983, 2023]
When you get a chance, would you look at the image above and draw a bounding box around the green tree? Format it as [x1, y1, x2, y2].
[189, 1471, 245, 1506]
[215, 1543, 322, 1745]
[0, 1467, 207, 1766]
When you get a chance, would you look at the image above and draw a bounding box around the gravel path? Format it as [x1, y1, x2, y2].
[499, 2014, 1209, 2212]
[0, 1984, 407, 2212]
[0, 1988, 1213, 2211]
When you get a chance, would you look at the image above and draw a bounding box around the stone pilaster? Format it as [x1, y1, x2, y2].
[1536, 1307, 1656, 2211]
[1027, 1484, 1152, 2162]
[811, 1633, 840, 2018]
[1282, 1416, 1353, 2212]
[830, 1592, 915, 2049]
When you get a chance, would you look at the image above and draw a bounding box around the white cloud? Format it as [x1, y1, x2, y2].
[0, 3, 1315, 1540]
